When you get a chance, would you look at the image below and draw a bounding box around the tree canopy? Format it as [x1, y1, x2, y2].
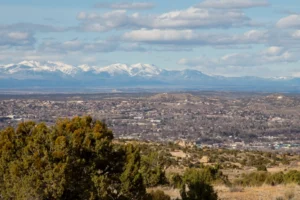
[0, 116, 145, 200]
[0, 116, 219, 200]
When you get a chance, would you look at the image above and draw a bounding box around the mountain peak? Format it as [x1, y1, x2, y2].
[0, 60, 210, 79]
[130, 63, 162, 77]
[0, 60, 299, 92]
[95, 63, 131, 76]
[1, 60, 78, 76]
[18, 60, 41, 67]
[78, 64, 92, 72]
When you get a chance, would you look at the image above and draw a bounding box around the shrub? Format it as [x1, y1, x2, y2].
[180, 168, 218, 200]
[167, 173, 183, 189]
[234, 172, 268, 187]
[234, 170, 300, 187]
[284, 170, 300, 184]
[148, 190, 171, 200]
[265, 172, 284, 186]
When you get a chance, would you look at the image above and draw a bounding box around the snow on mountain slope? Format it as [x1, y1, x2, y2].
[78, 64, 92, 72]
[0, 60, 299, 91]
[47, 61, 78, 75]
[129, 63, 162, 77]
[78, 63, 163, 77]
[0, 61, 167, 79]
[94, 63, 131, 76]
[1, 60, 292, 82]
[1, 61, 79, 76]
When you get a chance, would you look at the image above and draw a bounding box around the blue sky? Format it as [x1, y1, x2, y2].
[0, 0, 300, 77]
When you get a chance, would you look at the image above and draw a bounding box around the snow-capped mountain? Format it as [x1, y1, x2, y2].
[0, 60, 299, 92]
[89, 63, 162, 77]
[129, 63, 162, 77]
[0, 61, 163, 78]
[0, 61, 167, 81]
[3, 61, 78, 75]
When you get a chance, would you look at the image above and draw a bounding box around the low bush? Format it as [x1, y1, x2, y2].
[148, 190, 171, 200]
[234, 170, 300, 187]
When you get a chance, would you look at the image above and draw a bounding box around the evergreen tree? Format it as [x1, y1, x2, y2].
[0, 116, 147, 200]
[141, 151, 166, 187]
[120, 144, 146, 199]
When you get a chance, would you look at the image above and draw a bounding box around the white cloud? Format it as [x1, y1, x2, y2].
[277, 15, 300, 28]
[292, 30, 300, 38]
[148, 7, 250, 29]
[77, 7, 253, 32]
[95, 2, 154, 10]
[77, 10, 132, 32]
[264, 29, 300, 49]
[7, 32, 29, 40]
[123, 29, 196, 42]
[39, 39, 146, 53]
[178, 47, 298, 68]
[196, 0, 270, 9]
[122, 29, 267, 46]
[39, 39, 118, 53]
[262, 46, 284, 56]
[77, 12, 87, 20]
[0, 31, 35, 47]
[0, 23, 66, 33]
[243, 30, 268, 41]
[0, 50, 65, 63]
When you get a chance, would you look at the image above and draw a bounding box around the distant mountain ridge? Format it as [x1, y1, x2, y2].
[0, 60, 299, 92]
[0, 61, 163, 78]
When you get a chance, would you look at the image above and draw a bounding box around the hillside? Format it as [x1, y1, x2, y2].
[1, 116, 300, 200]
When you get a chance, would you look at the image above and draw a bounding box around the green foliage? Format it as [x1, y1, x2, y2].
[284, 170, 300, 184]
[234, 171, 268, 187]
[120, 144, 146, 199]
[281, 155, 290, 165]
[141, 151, 167, 187]
[235, 170, 300, 187]
[0, 116, 147, 200]
[246, 155, 270, 167]
[167, 172, 183, 189]
[265, 172, 285, 186]
[180, 168, 218, 200]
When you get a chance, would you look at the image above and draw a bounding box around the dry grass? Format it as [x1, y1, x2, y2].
[147, 186, 181, 199]
[148, 184, 300, 200]
[216, 184, 300, 200]
[166, 166, 185, 175]
[222, 167, 256, 182]
[200, 155, 209, 163]
[267, 165, 300, 173]
[170, 150, 188, 158]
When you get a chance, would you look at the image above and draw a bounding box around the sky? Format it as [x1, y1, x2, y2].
[0, 0, 300, 77]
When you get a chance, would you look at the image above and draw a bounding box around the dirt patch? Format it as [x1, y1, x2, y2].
[147, 186, 180, 200]
[170, 150, 187, 158]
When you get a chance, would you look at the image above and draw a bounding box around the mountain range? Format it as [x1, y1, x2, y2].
[0, 60, 299, 92]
